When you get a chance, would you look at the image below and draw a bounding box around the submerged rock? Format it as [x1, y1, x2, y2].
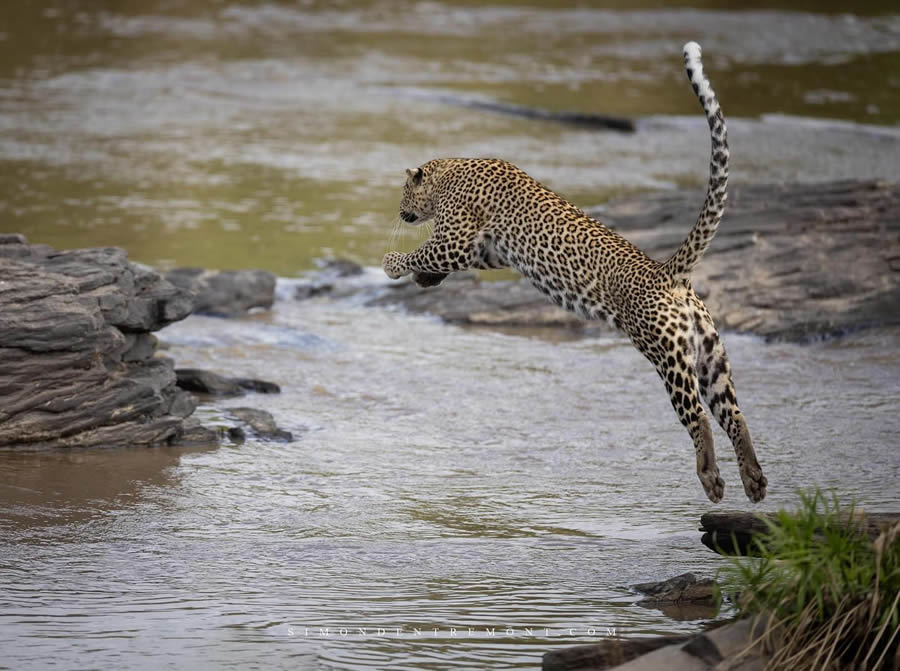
[632, 572, 718, 621]
[294, 258, 366, 300]
[0, 235, 211, 449]
[632, 572, 716, 603]
[165, 267, 276, 317]
[227, 407, 294, 442]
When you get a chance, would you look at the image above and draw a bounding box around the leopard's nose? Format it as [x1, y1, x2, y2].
[400, 211, 418, 223]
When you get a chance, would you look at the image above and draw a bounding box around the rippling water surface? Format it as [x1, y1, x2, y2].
[2, 288, 899, 669]
[2, 1, 900, 669]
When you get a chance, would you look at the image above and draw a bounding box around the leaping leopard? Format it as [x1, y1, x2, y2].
[383, 42, 767, 503]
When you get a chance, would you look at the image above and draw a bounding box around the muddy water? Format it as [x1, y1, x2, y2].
[2, 2, 900, 669]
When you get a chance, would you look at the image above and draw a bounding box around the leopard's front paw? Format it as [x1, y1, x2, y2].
[413, 271, 448, 288]
[382, 252, 410, 280]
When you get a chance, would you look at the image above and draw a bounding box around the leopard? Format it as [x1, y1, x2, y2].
[382, 42, 767, 503]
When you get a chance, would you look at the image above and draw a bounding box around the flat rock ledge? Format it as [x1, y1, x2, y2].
[364, 180, 900, 341]
[543, 617, 769, 671]
[0, 234, 216, 449]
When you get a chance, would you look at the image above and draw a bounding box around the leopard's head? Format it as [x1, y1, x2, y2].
[398, 163, 438, 226]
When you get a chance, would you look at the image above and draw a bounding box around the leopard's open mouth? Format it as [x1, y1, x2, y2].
[400, 211, 420, 224]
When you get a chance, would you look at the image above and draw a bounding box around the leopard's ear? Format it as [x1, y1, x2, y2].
[406, 167, 424, 185]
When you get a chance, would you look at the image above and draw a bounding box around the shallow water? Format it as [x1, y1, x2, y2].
[2, 2, 900, 669]
[1, 286, 899, 669]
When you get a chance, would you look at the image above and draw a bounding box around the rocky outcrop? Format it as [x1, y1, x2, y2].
[366, 180, 900, 341]
[632, 573, 717, 604]
[165, 267, 276, 317]
[0, 235, 216, 449]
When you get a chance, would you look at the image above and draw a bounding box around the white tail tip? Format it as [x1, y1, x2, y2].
[683, 41, 702, 62]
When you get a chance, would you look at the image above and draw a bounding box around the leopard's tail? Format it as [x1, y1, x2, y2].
[663, 42, 729, 284]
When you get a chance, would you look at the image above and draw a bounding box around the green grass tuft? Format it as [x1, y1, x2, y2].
[723, 490, 900, 670]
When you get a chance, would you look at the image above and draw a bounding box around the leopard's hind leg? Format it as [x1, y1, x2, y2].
[636, 306, 725, 503]
[689, 298, 767, 502]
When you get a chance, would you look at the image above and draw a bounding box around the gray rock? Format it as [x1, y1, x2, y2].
[543, 618, 771, 671]
[0, 236, 213, 450]
[295, 258, 365, 300]
[175, 368, 244, 396]
[632, 572, 718, 620]
[593, 617, 770, 671]
[122, 333, 158, 362]
[226, 426, 247, 444]
[174, 369, 281, 397]
[542, 635, 693, 671]
[166, 267, 276, 317]
[632, 572, 716, 603]
[366, 272, 602, 334]
[595, 179, 900, 341]
[227, 407, 294, 442]
[232, 378, 281, 394]
[371, 180, 900, 341]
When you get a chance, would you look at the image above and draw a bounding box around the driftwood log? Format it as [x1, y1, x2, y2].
[699, 510, 900, 555]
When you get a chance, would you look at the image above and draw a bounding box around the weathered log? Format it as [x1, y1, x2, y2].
[396, 90, 636, 132]
[699, 510, 900, 556]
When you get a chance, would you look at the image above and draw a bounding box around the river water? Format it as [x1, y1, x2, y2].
[1, 2, 900, 670]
